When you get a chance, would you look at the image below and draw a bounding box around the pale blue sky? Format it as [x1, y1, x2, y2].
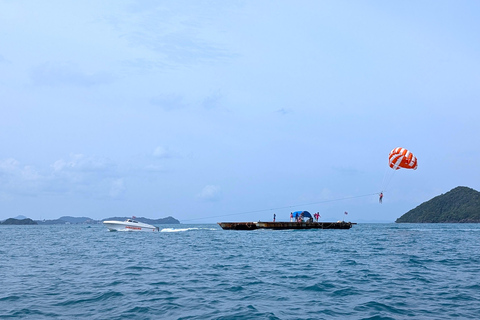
[1, 1, 479, 222]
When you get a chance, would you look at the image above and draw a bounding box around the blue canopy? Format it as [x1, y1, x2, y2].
[293, 211, 312, 218]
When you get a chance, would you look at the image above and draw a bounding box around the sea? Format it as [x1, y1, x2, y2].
[1, 223, 479, 320]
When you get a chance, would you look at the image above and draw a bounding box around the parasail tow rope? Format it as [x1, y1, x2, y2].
[182, 192, 380, 222]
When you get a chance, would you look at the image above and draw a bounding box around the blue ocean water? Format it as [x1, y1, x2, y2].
[1, 223, 480, 319]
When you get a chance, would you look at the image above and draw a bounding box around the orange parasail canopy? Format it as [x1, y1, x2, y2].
[389, 147, 418, 170]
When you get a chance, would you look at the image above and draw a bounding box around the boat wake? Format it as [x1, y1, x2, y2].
[160, 227, 217, 233]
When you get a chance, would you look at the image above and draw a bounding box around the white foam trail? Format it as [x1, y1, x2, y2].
[160, 227, 217, 232]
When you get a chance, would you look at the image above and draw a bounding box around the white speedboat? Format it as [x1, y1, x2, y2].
[103, 219, 159, 232]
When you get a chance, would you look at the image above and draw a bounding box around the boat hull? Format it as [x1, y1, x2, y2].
[218, 221, 355, 230]
[103, 220, 158, 232]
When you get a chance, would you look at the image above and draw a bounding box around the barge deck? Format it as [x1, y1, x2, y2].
[218, 221, 355, 230]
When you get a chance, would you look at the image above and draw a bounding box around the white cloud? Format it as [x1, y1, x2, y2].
[153, 146, 171, 159]
[0, 158, 46, 196]
[50, 154, 120, 197]
[150, 94, 187, 111]
[144, 164, 165, 172]
[319, 188, 333, 200]
[109, 179, 125, 198]
[276, 108, 292, 115]
[21, 165, 41, 181]
[52, 153, 115, 174]
[0, 154, 122, 199]
[106, 3, 236, 67]
[0, 158, 20, 173]
[201, 91, 223, 110]
[29, 62, 115, 87]
[196, 184, 221, 201]
[0, 158, 39, 180]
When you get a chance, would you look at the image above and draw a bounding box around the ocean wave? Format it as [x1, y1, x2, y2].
[2, 223, 480, 319]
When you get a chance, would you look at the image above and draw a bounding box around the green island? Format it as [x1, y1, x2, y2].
[1, 218, 38, 225]
[1, 216, 180, 225]
[396, 186, 480, 223]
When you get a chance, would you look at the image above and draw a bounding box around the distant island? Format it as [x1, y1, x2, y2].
[1, 218, 38, 225]
[1, 216, 180, 225]
[102, 216, 180, 225]
[36, 216, 99, 225]
[396, 186, 480, 223]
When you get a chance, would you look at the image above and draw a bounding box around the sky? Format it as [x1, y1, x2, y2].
[1, 1, 480, 223]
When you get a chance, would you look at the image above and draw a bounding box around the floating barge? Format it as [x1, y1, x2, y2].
[217, 221, 356, 230]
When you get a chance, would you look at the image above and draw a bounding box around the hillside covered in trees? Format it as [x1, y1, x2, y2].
[396, 186, 480, 223]
[102, 216, 180, 224]
[1, 218, 38, 225]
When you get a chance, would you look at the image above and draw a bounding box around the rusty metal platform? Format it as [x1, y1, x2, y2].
[217, 221, 355, 230]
